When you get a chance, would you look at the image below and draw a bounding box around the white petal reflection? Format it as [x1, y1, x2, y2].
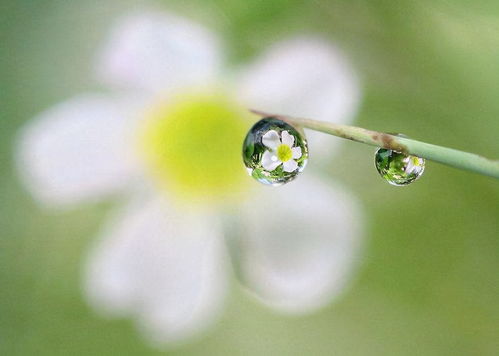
[282, 159, 298, 172]
[83, 197, 228, 346]
[16, 94, 140, 207]
[96, 11, 222, 94]
[281, 130, 294, 147]
[261, 150, 281, 171]
[238, 37, 360, 153]
[291, 146, 302, 159]
[262, 129, 281, 149]
[237, 175, 363, 314]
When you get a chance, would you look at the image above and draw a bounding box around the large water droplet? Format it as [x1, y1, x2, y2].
[375, 148, 425, 186]
[243, 117, 308, 186]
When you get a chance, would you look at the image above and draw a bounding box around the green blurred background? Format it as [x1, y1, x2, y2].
[1, 0, 498, 355]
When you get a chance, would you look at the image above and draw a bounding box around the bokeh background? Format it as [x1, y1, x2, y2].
[1, 0, 498, 355]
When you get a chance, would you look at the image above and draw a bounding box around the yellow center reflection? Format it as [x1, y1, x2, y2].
[139, 91, 251, 204]
[276, 144, 292, 162]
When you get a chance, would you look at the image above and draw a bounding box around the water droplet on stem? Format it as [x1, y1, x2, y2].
[375, 148, 425, 186]
[242, 117, 308, 186]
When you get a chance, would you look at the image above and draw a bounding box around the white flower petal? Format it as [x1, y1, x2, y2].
[261, 130, 281, 149]
[237, 175, 363, 314]
[83, 197, 228, 346]
[281, 130, 294, 147]
[291, 146, 302, 159]
[16, 94, 141, 207]
[238, 37, 360, 153]
[96, 11, 222, 93]
[282, 159, 298, 173]
[261, 150, 281, 171]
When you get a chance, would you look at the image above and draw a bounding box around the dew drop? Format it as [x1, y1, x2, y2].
[242, 117, 308, 186]
[375, 148, 425, 186]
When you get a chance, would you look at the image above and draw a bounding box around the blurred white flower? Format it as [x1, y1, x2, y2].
[16, 10, 363, 347]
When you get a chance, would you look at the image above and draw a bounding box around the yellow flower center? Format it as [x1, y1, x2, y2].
[277, 144, 292, 162]
[139, 91, 251, 204]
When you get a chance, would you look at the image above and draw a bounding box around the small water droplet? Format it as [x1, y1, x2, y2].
[243, 117, 308, 186]
[375, 148, 425, 186]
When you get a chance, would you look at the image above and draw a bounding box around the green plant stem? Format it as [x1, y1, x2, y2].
[251, 110, 499, 179]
